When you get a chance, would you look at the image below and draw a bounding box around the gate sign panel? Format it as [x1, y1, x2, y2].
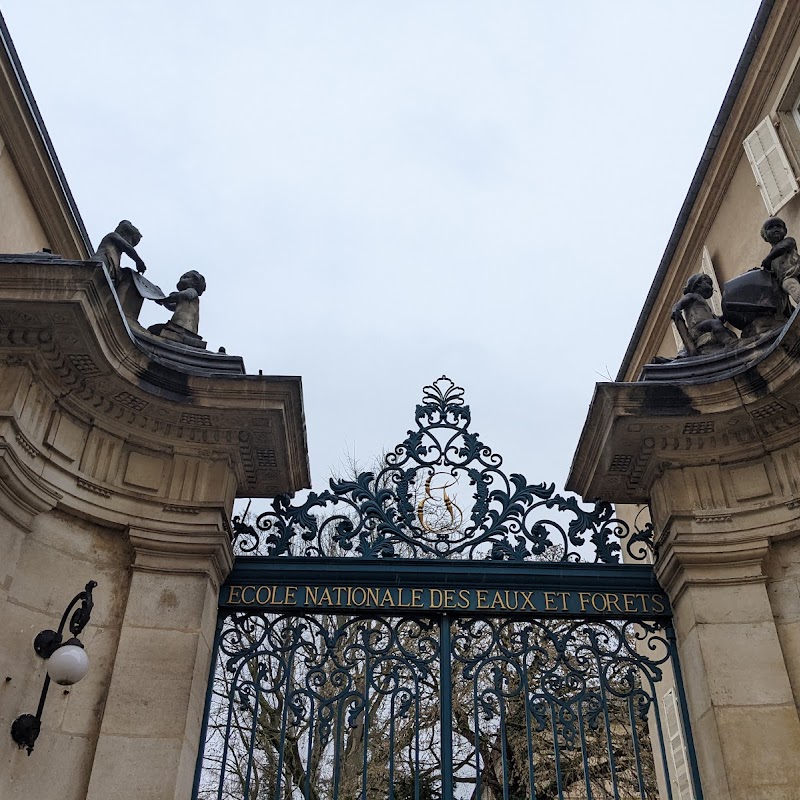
[193, 378, 702, 800]
[223, 582, 669, 616]
[222, 561, 670, 619]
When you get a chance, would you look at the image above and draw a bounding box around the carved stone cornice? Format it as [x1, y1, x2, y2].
[654, 524, 771, 606]
[568, 309, 800, 503]
[0, 431, 60, 530]
[0, 257, 310, 515]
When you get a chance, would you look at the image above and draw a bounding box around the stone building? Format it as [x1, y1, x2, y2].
[569, 0, 800, 797]
[0, 11, 309, 800]
[3, 1, 800, 798]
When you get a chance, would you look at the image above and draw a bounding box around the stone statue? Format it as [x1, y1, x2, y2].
[149, 270, 207, 349]
[760, 216, 800, 305]
[672, 273, 736, 356]
[719, 218, 794, 339]
[94, 220, 146, 284]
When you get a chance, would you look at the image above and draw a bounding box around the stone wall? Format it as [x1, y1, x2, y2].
[0, 133, 49, 254]
[0, 257, 308, 799]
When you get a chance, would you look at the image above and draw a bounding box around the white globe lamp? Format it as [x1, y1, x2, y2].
[47, 639, 90, 686]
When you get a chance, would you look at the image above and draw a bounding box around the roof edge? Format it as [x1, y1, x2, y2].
[615, 0, 777, 381]
[0, 10, 93, 257]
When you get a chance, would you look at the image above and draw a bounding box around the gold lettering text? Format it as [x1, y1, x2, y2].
[606, 593, 622, 613]
[380, 589, 396, 607]
[591, 593, 607, 612]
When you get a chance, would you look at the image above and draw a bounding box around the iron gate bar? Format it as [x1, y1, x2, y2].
[440, 615, 454, 800]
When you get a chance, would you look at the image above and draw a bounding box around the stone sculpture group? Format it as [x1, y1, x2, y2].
[93, 220, 208, 349]
[671, 216, 799, 359]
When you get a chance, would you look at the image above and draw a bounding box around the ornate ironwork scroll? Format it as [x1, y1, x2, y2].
[232, 377, 655, 563]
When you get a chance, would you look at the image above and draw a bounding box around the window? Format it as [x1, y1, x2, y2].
[743, 116, 799, 214]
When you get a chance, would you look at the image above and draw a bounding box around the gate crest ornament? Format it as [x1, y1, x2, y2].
[233, 377, 654, 562]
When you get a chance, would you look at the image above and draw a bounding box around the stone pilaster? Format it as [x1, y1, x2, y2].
[655, 509, 800, 799]
[85, 526, 231, 800]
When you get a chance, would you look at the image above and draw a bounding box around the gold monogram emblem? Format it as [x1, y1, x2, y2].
[416, 471, 463, 533]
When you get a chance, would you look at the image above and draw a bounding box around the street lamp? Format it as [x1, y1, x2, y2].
[10, 580, 97, 755]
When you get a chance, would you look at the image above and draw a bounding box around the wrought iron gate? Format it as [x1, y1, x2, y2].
[193, 378, 703, 800]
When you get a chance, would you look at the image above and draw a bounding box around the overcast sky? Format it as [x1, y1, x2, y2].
[3, 1, 762, 502]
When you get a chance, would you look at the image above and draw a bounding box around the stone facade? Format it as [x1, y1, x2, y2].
[569, 286, 800, 798]
[0, 257, 308, 799]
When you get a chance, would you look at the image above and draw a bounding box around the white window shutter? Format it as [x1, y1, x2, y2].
[663, 689, 694, 800]
[744, 117, 799, 214]
[700, 246, 723, 316]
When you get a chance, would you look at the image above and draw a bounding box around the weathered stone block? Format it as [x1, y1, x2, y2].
[98, 627, 200, 739]
[123, 450, 166, 491]
[121, 570, 212, 632]
[86, 737, 183, 800]
[697, 620, 796, 706]
[716, 704, 800, 798]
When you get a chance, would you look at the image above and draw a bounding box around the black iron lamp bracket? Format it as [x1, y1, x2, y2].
[10, 580, 97, 755]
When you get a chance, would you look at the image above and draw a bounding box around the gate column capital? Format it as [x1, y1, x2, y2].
[127, 522, 234, 590]
[654, 526, 770, 609]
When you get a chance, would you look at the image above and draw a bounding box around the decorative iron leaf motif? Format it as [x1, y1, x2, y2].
[233, 377, 654, 563]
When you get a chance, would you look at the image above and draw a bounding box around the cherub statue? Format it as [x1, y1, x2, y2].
[672, 273, 736, 357]
[155, 270, 206, 335]
[94, 220, 146, 284]
[760, 216, 800, 305]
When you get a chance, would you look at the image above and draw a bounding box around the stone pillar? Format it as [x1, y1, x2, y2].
[85, 527, 231, 800]
[655, 512, 800, 798]
[567, 318, 800, 799]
